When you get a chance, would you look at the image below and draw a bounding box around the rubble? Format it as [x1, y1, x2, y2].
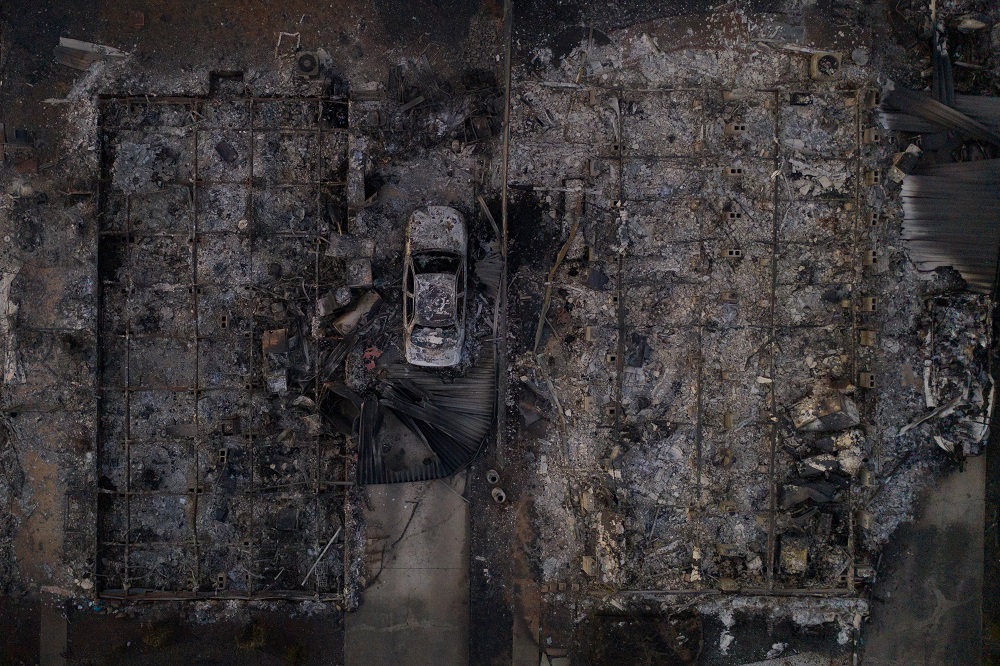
[333, 291, 382, 336]
[0, 0, 994, 661]
[789, 389, 860, 433]
[111, 142, 166, 195]
[501, 0, 994, 659]
[53, 37, 127, 71]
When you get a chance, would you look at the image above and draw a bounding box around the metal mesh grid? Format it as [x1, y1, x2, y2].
[95, 91, 352, 600]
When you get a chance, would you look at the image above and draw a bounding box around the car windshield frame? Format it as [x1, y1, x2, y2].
[411, 250, 461, 274]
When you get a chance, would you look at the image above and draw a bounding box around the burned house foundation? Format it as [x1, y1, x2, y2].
[95, 90, 355, 600]
[0, 0, 997, 664]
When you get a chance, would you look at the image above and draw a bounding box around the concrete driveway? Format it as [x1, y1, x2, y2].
[863, 456, 985, 665]
[345, 473, 470, 666]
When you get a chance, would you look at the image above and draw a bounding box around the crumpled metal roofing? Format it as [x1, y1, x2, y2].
[358, 351, 496, 483]
[900, 159, 1000, 293]
[879, 94, 1000, 135]
[879, 87, 1000, 145]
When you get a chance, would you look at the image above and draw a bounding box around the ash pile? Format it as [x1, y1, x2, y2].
[494, 0, 996, 659]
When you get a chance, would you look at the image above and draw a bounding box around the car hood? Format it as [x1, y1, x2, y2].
[414, 273, 457, 326]
[407, 206, 467, 255]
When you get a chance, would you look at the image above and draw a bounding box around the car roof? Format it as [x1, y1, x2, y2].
[413, 273, 457, 327]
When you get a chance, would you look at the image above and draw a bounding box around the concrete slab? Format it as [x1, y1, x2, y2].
[512, 634, 540, 666]
[345, 473, 470, 666]
[39, 595, 66, 666]
[863, 456, 985, 665]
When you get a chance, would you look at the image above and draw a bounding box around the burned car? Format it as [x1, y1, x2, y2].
[403, 206, 468, 366]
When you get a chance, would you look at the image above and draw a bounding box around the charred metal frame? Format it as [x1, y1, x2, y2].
[94, 88, 353, 601]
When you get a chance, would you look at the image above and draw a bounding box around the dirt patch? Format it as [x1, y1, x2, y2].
[468, 450, 517, 665]
[13, 451, 64, 587]
[505, 191, 556, 273]
[574, 610, 703, 666]
[374, 0, 481, 49]
[510, 494, 542, 649]
[0, 595, 40, 665]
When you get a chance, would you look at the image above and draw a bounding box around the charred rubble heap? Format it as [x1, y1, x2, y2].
[0, 16, 506, 607]
[496, 3, 994, 652]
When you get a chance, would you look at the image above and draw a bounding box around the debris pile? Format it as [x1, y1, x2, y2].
[499, 3, 994, 657]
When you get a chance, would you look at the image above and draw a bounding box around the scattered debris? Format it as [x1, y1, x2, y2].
[333, 291, 382, 336]
[790, 389, 860, 433]
[111, 142, 165, 194]
[274, 31, 301, 57]
[53, 37, 127, 70]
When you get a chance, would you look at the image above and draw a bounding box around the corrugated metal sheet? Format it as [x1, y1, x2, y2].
[358, 351, 496, 484]
[475, 253, 502, 301]
[880, 94, 1000, 134]
[879, 87, 1000, 145]
[901, 159, 1000, 293]
[877, 110, 945, 134]
[931, 24, 954, 107]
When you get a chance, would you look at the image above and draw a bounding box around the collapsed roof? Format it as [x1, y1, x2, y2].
[358, 352, 495, 484]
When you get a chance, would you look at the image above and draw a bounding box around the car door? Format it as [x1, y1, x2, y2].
[403, 259, 416, 332]
[455, 256, 466, 327]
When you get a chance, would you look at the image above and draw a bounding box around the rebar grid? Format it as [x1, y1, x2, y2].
[95, 93, 352, 601]
[536, 85, 865, 595]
